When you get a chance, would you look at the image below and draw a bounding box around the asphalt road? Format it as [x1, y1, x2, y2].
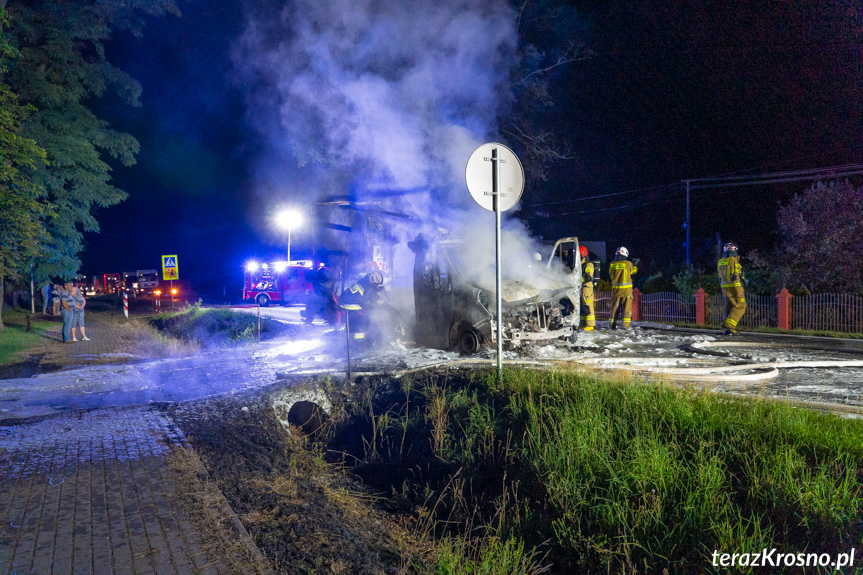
[4, 309, 863, 421]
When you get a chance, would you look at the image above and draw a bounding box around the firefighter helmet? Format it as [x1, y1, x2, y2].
[579, 246, 589, 259]
[616, 246, 629, 258]
[369, 271, 384, 285]
[723, 242, 738, 255]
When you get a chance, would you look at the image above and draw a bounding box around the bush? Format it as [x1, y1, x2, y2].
[672, 266, 721, 296]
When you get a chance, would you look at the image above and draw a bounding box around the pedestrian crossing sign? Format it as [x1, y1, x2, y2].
[161, 255, 179, 280]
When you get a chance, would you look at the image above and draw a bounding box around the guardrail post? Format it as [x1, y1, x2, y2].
[694, 288, 706, 325]
[776, 288, 793, 330]
[632, 288, 641, 322]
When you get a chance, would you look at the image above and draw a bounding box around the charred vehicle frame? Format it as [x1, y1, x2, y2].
[409, 234, 582, 354]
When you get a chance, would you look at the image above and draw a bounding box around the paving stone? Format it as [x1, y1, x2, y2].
[0, 406, 268, 574]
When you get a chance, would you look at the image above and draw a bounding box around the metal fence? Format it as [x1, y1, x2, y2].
[594, 290, 613, 321]
[586, 289, 863, 333]
[791, 293, 863, 333]
[640, 291, 696, 323]
[593, 290, 697, 323]
[707, 292, 777, 328]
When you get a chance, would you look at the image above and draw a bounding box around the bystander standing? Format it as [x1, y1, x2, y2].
[41, 282, 51, 315]
[52, 284, 61, 315]
[71, 286, 90, 341]
[60, 282, 74, 343]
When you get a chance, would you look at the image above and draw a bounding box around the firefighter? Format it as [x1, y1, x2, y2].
[302, 266, 339, 325]
[339, 271, 386, 343]
[718, 242, 746, 335]
[578, 245, 596, 331]
[608, 246, 638, 330]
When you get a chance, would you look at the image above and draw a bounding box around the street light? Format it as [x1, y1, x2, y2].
[275, 208, 304, 264]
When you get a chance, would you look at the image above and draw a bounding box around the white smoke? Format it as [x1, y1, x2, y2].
[234, 0, 518, 213]
[233, 0, 570, 300]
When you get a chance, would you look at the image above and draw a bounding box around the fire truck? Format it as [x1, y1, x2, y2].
[243, 260, 321, 307]
[136, 269, 160, 294]
[103, 273, 122, 294]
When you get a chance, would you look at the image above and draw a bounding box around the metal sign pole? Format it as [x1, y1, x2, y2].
[493, 147, 503, 381]
[465, 142, 524, 379]
[345, 310, 352, 383]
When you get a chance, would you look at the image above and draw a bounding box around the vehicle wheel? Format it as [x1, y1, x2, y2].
[457, 326, 481, 356]
[256, 293, 270, 307]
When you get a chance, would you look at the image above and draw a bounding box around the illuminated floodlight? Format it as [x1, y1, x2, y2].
[246, 261, 259, 272]
[154, 290, 162, 296]
[274, 208, 304, 231]
[171, 288, 178, 295]
[274, 261, 288, 272]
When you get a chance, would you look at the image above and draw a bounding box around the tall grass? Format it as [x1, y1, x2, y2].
[505, 370, 863, 572]
[330, 369, 863, 573]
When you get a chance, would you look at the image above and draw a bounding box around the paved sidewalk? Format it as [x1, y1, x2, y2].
[0, 406, 263, 575]
[32, 313, 153, 365]
[1, 312, 178, 380]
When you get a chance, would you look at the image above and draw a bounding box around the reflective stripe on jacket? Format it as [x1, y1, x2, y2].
[609, 260, 637, 290]
[581, 261, 595, 296]
[717, 256, 743, 288]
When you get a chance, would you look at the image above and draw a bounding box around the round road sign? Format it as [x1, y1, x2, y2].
[465, 142, 524, 212]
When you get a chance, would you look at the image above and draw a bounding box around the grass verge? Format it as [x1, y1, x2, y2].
[149, 301, 297, 348]
[0, 309, 55, 365]
[327, 368, 863, 574]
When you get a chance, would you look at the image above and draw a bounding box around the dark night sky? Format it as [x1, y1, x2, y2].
[81, 0, 863, 294]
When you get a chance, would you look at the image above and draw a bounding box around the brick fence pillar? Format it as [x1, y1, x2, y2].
[632, 288, 641, 321]
[694, 288, 706, 325]
[776, 288, 793, 330]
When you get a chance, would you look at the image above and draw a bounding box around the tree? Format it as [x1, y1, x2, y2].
[2, 0, 179, 281]
[502, 0, 592, 184]
[776, 179, 863, 294]
[0, 6, 47, 331]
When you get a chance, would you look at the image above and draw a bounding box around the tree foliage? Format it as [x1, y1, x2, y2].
[503, 0, 591, 184]
[0, 6, 47, 330]
[776, 179, 863, 294]
[2, 0, 179, 280]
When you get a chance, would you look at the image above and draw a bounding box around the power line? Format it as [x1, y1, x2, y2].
[529, 182, 677, 208]
[682, 161, 863, 264]
[689, 162, 863, 185]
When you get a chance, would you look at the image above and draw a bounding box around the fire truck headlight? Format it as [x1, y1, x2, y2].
[262, 263, 269, 270]
[154, 290, 161, 296]
[274, 261, 287, 272]
[246, 261, 259, 272]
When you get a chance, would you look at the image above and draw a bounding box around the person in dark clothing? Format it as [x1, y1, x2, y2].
[340, 271, 386, 343]
[302, 267, 339, 325]
[60, 282, 74, 342]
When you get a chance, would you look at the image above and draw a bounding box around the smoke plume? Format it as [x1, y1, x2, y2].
[233, 0, 572, 298]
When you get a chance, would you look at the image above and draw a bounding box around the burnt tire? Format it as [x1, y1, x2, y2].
[256, 293, 270, 307]
[457, 326, 481, 356]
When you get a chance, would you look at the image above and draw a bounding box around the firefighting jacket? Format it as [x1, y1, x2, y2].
[340, 275, 384, 310]
[717, 256, 744, 288]
[609, 259, 637, 291]
[581, 260, 595, 296]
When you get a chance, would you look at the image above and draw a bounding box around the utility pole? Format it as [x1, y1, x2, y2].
[684, 180, 691, 267]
